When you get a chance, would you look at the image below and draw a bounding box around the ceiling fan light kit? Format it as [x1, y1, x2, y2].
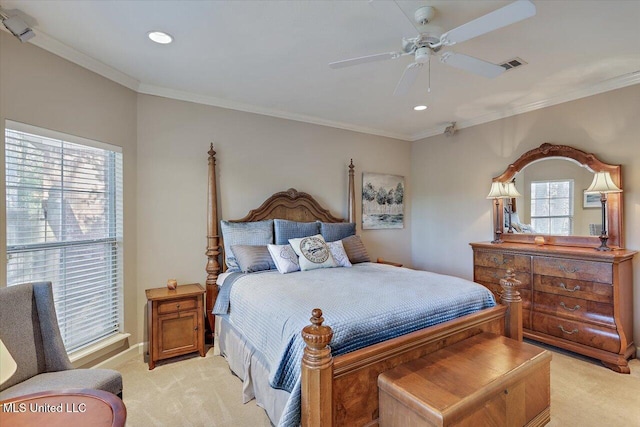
[329, 0, 537, 95]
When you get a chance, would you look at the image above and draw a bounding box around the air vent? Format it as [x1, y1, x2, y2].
[499, 57, 527, 71]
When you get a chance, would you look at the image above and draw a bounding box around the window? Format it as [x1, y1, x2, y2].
[5, 122, 123, 353]
[530, 180, 573, 235]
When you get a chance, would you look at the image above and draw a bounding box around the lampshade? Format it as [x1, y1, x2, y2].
[504, 181, 522, 198]
[486, 182, 510, 199]
[585, 171, 622, 194]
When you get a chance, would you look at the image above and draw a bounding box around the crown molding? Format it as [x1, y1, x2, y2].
[13, 28, 639, 143]
[410, 70, 640, 142]
[137, 83, 413, 141]
[28, 29, 140, 92]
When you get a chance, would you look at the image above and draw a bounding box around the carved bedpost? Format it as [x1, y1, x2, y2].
[206, 143, 221, 335]
[500, 269, 523, 341]
[348, 159, 356, 224]
[301, 309, 334, 427]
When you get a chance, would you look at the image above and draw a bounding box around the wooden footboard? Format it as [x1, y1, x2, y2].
[301, 270, 524, 427]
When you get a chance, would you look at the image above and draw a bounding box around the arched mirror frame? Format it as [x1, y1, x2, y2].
[494, 143, 624, 248]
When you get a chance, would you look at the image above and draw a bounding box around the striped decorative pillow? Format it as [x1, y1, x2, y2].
[220, 220, 273, 271]
[341, 235, 370, 264]
[231, 245, 276, 273]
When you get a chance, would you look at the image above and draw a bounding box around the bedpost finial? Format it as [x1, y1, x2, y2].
[500, 269, 522, 303]
[208, 143, 216, 157]
[349, 159, 354, 170]
[302, 308, 333, 353]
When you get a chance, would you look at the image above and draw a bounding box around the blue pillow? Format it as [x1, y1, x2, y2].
[320, 222, 356, 242]
[274, 219, 319, 245]
[220, 220, 273, 271]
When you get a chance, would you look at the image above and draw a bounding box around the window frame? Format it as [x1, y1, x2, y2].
[4, 120, 124, 354]
[529, 178, 575, 236]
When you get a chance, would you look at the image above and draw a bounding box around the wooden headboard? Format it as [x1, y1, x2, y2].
[204, 144, 356, 332]
[230, 188, 346, 223]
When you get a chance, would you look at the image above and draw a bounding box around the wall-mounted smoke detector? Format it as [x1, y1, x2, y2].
[499, 57, 527, 71]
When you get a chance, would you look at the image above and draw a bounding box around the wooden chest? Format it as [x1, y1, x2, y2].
[470, 242, 636, 373]
[378, 333, 551, 427]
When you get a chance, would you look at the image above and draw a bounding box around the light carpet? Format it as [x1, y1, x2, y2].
[118, 344, 639, 426]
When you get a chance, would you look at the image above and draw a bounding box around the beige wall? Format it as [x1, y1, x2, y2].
[411, 84, 640, 350]
[0, 32, 139, 345]
[135, 94, 412, 343]
[2, 29, 638, 360]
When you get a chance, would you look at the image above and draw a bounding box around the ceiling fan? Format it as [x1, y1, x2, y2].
[329, 0, 536, 96]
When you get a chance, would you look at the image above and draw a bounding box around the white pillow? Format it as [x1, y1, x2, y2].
[288, 234, 337, 271]
[267, 244, 300, 274]
[327, 240, 352, 268]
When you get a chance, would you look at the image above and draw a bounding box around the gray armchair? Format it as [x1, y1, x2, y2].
[0, 282, 123, 400]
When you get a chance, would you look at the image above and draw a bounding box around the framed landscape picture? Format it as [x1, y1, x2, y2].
[583, 191, 601, 208]
[362, 172, 404, 229]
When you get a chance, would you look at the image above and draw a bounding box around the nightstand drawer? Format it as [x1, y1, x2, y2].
[157, 297, 198, 314]
[533, 257, 612, 283]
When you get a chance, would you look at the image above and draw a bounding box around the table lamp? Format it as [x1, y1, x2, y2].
[487, 182, 510, 244]
[504, 181, 522, 233]
[584, 171, 622, 251]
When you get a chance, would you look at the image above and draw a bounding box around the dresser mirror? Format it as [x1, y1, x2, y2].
[493, 143, 624, 248]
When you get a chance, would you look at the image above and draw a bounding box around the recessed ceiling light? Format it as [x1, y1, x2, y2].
[413, 105, 428, 111]
[148, 31, 173, 44]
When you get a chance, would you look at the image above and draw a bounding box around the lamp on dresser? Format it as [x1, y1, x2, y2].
[486, 181, 510, 244]
[504, 181, 522, 233]
[585, 171, 622, 251]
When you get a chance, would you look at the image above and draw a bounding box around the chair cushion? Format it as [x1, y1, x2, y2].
[0, 368, 123, 400]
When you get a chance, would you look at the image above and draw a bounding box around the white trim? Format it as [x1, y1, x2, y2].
[28, 29, 140, 92]
[93, 342, 144, 370]
[69, 332, 131, 368]
[137, 83, 413, 141]
[12, 26, 640, 142]
[5, 120, 123, 153]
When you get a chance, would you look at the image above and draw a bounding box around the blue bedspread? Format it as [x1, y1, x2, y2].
[214, 262, 495, 426]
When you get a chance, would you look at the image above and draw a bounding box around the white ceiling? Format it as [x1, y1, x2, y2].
[2, 1, 639, 141]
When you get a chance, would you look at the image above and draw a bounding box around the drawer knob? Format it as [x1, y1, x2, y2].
[558, 325, 579, 335]
[176, 304, 180, 309]
[559, 283, 580, 292]
[560, 302, 581, 312]
[492, 256, 509, 266]
[558, 265, 580, 274]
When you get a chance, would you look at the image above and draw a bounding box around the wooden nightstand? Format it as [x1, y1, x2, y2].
[146, 283, 206, 370]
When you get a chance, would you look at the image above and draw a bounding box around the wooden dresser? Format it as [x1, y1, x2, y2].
[470, 242, 636, 373]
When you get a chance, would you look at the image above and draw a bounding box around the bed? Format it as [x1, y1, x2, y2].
[203, 145, 523, 427]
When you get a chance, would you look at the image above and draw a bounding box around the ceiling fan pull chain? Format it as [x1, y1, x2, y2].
[428, 60, 431, 93]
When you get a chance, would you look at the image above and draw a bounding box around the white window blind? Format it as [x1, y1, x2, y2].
[530, 180, 574, 236]
[5, 122, 123, 353]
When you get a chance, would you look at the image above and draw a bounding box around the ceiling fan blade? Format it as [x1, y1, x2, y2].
[440, 0, 536, 46]
[440, 52, 505, 79]
[329, 52, 401, 69]
[393, 62, 423, 96]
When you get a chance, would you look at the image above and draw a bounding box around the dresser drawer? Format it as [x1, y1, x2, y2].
[157, 297, 198, 314]
[533, 291, 614, 327]
[533, 257, 612, 283]
[531, 312, 620, 353]
[534, 275, 612, 303]
[474, 251, 530, 272]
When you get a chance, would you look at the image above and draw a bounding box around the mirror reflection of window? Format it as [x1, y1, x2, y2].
[530, 180, 574, 235]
